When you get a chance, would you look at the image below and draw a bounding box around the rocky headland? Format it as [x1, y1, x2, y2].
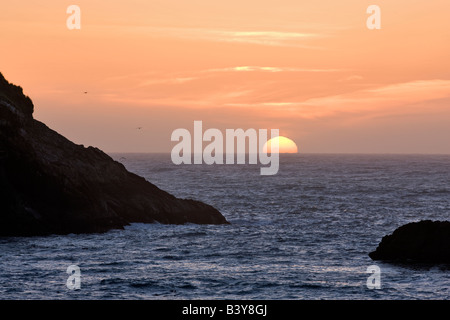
[0, 72, 228, 236]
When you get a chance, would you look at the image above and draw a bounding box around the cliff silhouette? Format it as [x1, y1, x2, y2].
[0, 72, 228, 236]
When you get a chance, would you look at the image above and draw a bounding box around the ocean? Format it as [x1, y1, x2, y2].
[1, 154, 449, 300]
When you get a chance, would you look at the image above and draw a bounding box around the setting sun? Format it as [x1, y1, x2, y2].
[263, 136, 298, 154]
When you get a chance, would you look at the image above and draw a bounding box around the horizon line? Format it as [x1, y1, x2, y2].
[105, 151, 450, 156]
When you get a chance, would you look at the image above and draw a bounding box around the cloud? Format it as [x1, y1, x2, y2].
[204, 66, 342, 73]
[138, 77, 197, 87]
[130, 65, 342, 89]
[302, 80, 450, 118]
[115, 25, 324, 48]
[209, 30, 320, 47]
[222, 79, 450, 119]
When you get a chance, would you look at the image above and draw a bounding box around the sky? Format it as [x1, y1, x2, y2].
[1, 0, 450, 153]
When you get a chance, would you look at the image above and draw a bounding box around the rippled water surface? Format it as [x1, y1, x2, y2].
[1, 154, 449, 299]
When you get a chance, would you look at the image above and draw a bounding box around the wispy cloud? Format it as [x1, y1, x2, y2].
[223, 79, 450, 119]
[209, 30, 320, 47]
[138, 77, 197, 87]
[204, 66, 342, 73]
[133, 65, 342, 88]
[115, 25, 324, 48]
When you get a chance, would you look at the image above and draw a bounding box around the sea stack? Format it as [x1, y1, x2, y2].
[0, 72, 228, 236]
[369, 220, 450, 263]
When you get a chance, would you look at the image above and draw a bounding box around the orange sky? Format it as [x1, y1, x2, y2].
[1, 1, 450, 153]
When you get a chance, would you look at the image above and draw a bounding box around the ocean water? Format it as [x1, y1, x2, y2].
[1, 153, 449, 300]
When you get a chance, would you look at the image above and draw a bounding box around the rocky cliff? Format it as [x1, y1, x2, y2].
[0, 72, 228, 236]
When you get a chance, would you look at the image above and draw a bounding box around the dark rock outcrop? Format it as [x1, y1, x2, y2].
[0, 72, 228, 236]
[369, 220, 450, 263]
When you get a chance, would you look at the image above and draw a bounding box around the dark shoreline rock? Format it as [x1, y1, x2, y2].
[369, 220, 450, 264]
[0, 72, 229, 236]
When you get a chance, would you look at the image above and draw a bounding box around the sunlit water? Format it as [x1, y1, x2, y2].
[1, 154, 449, 299]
